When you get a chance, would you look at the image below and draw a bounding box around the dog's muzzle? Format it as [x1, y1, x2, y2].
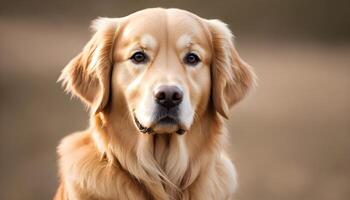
[133, 85, 187, 135]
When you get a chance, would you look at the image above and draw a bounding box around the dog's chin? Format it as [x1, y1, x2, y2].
[134, 115, 186, 135]
[152, 119, 180, 134]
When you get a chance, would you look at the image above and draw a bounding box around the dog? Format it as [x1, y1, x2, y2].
[54, 8, 255, 200]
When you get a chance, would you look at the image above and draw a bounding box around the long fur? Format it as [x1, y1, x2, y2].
[55, 8, 255, 200]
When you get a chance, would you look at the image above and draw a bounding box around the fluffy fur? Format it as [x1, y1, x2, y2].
[55, 8, 255, 200]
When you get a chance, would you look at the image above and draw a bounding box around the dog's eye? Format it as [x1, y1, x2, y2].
[184, 53, 200, 66]
[130, 51, 148, 64]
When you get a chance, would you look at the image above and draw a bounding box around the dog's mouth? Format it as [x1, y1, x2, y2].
[134, 115, 153, 134]
[133, 115, 186, 135]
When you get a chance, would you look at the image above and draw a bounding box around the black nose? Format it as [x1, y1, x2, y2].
[154, 85, 183, 109]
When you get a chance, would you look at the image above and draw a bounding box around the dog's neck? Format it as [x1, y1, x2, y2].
[91, 109, 225, 199]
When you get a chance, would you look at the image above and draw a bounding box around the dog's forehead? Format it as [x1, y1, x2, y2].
[119, 8, 210, 48]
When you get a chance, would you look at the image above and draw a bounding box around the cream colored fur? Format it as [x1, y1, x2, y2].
[55, 8, 255, 200]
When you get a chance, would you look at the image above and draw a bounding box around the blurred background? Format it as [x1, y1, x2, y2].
[1, 0, 349, 199]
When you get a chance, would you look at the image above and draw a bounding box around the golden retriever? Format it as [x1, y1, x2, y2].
[55, 8, 255, 200]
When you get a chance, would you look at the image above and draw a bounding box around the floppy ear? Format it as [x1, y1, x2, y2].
[59, 18, 119, 114]
[207, 20, 256, 118]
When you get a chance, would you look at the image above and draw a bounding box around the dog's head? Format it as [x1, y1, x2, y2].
[60, 8, 255, 135]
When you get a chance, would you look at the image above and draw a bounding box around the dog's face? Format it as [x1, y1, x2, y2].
[60, 8, 255, 135]
[112, 10, 212, 134]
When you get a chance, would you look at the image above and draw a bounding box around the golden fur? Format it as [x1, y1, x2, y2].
[55, 8, 255, 200]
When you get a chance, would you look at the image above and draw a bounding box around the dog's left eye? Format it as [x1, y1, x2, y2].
[184, 53, 200, 66]
[130, 51, 148, 64]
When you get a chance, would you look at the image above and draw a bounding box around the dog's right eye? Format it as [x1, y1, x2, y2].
[130, 51, 148, 64]
[183, 53, 200, 66]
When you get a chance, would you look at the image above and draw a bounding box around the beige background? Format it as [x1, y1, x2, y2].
[1, 0, 349, 199]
